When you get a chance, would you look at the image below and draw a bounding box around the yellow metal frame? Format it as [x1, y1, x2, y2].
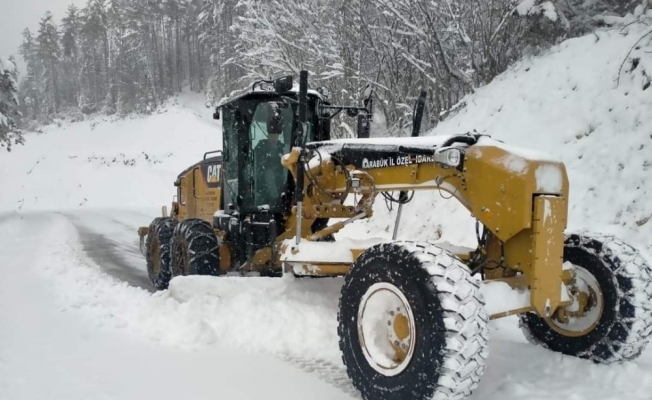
[274, 142, 570, 319]
[141, 138, 575, 321]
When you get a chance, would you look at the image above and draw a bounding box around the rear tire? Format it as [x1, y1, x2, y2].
[145, 217, 178, 290]
[170, 218, 220, 277]
[519, 232, 652, 363]
[338, 241, 489, 400]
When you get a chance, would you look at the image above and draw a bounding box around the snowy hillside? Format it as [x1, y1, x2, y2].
[0, 90, 219, 212]
[342, 23, 652, 258]
[2, 24, 652, 400]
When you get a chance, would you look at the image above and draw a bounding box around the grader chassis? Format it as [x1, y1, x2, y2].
[139, 71, 652, 400]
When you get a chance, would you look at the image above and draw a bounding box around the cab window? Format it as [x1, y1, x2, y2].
[250, 102, 293, 208]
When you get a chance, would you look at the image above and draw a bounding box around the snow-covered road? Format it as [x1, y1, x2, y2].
[0, 211, 358, 400]
[2, 210, 652, 400]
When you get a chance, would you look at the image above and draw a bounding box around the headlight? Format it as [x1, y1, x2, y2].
[433, 148, 463, 168]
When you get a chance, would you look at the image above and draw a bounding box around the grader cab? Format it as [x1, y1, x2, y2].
[138, 71, 652, 400]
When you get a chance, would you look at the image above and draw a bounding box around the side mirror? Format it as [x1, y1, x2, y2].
[316, 86, 329, 99]
[213, 108, 220, 120]
[274, 75, 293, 93]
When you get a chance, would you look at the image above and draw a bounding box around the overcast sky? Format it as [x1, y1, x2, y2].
[0, 0, 87, 72]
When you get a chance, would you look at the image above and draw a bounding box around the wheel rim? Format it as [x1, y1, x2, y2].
[357, 282, 416, 377]
[547, 264, 604, 337]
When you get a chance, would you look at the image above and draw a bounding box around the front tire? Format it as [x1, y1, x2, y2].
[338, 241, 489, 400]
[519, 232, 652, 363]
[170, 218, 220, 277]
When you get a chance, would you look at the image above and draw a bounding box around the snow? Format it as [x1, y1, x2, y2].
[2, 23, 652, 400]
[539, 2, 558, 21]
[307, 150, 332, 169]
[0, 56, 16, 74]
[543, 196, 552, 223]
[0, 91, 220, 211]
[516, 0, 537, 16]
[516, 0, 558, 21]
[497, 153, 529, 175]
[0, 213, 355, 400]
[479, 281, 530, 316]
[536, 164, 563, 193]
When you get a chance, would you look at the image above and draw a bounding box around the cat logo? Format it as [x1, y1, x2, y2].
[207, 164, 221, 183]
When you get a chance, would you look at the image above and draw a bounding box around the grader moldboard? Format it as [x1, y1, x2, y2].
[138, 71, 652, 400]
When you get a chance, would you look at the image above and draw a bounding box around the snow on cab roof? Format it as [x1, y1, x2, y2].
[214, 81, 324, 109]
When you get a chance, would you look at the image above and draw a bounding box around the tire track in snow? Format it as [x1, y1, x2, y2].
[61, 212, 154, 292]
[280, 356, 359, 398]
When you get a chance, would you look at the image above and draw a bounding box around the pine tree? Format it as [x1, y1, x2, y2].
[19, 28, 42, 122]
[0, 56, 24, 151]
[36, 11, 62, 118]
[79, 0, 110, 113]
[61, 5, 81, 107]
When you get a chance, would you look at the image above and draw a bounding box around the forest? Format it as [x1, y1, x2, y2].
[1, 0, 644, 144]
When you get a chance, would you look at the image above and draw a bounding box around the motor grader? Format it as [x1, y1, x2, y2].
[138, 71, 652, 400]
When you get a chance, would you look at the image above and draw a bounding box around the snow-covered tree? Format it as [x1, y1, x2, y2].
[0, 56, 24, 151]
[19, 28, 42, 122]
[37, 11, 62, 116]
[61, 5, 81, 107]
[11, 0, 644, 133]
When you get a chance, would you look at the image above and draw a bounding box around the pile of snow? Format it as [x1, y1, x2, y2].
[342, 22, 652, 258]
[0, 89, 220, 212]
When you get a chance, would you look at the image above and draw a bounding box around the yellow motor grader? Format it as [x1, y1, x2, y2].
[138, 71, 652, 400]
